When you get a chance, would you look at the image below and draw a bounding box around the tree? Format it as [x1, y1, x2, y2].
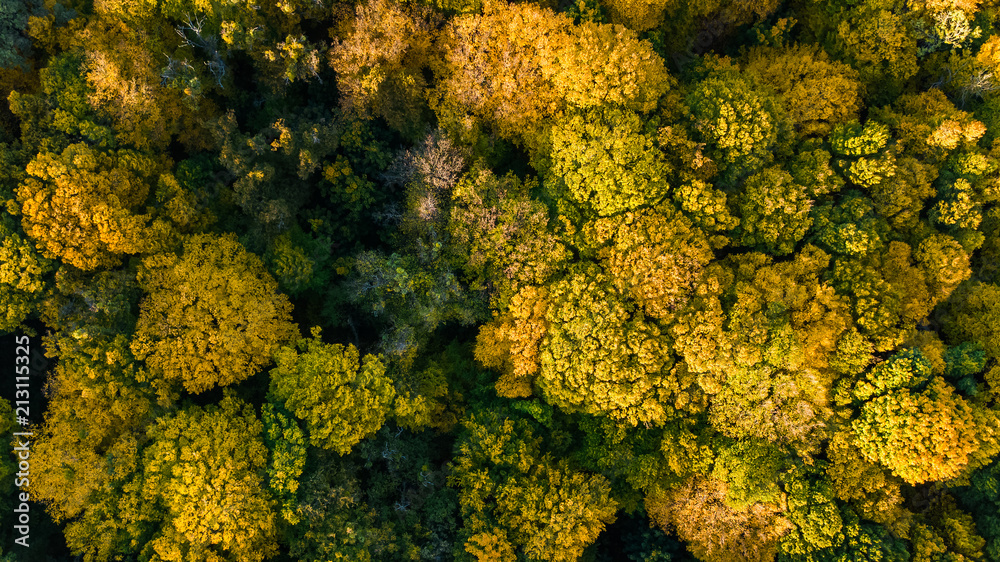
[851, 348, 932, 401]
[871, 89, 986, 165]
[140, 394, 279, 561]
[346, 249, 481, 360]
[212, 110, 339, 239]
[594, 205, 714, 321]
[450, 410, 617, 562]
[670, 247, 851, 446]
[942, 281, 1000, 361]
[868, 156, 938, 233]
[744, 43, 862, 137]
[825, 429, 911, 532]
[8, 52, 116, 153]
[601, 0, 673, 31]
[646, 476, 792, 562]
[539, 21, 672, 113]
[79, 16, 207, 151]
[711, 438, 786, 510]
[537, 264, 674, 425]
[0, 0, 41, 70]
[329, 0, 437, 139]
[957, 456, 1000, 560]
[29, 330, 164, 562]
[494, 459, 618, 562]
[733, 166, 813, 256]
[827, 120, 898, 191]
[269, 328, 394, 455]
[852, 375, 997, 484]
[448, 166, 570, 309]
[830, 1, 920, 103]
[475, 284, 551, 399]
[685, 71, 787, 184]
[15, 142, 172, 270]
[261, 403, 307, 524]
[131, 233, 299, 393]
[913, 494, 987, 562]
[536, 106, 671, 219]
[830, 241, 941, 352]
[433, 0, 571, 140]
[777, 462, 847, 560]
[810, 192, 890, 257]
[0, 215, 52, 332]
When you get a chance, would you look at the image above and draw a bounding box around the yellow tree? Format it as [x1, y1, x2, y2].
[0, 217, 52, 332]
[132, 233, 299, 393]
[78, 16, 208, 152]
[140, 394, 279, 561]
[16, 143, 172, 270]
[329, 0, 438, 139]
[646, 476, 792, 562]
[539, 21, 672, 113]
[537, 264, 674, 425]
[670, 247, 852, 447]
[433, 0, 570, 140]
[593, 205, 714, 321]
[825, 430, 912, 532]
[269, 328, 394, 455]
[536, 106, 671, 219]
[475, 285, 551, 399]
[29, 331, 164, 561]
[450, 411, 617, 562]
[744, 43, 863, 137]
[852, 376, 998, 484]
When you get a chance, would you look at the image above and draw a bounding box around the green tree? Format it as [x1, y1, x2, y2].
[8, 52, 116, 153]
[261, 403, 307, 524]
[0, 0, 41, 70]
[132, 233, 299, 393]
[810, 192, 890, 257]
[777, 463, 846, 560]
[830, 0, 920, 103]
[942, 281, 1000, 361]
[957, 456, 1000, 560]
[269, 328, 394, 455]
[712, 438, 786, 510]
[448, 166, 570, 309]
[830, 241, 942, 352]
[212, 110, 339, 239]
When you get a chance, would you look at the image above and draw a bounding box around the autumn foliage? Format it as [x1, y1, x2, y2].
[5, 0, 1000, 560]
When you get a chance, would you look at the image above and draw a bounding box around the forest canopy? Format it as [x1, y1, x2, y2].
[3, 0, 1000, 561]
